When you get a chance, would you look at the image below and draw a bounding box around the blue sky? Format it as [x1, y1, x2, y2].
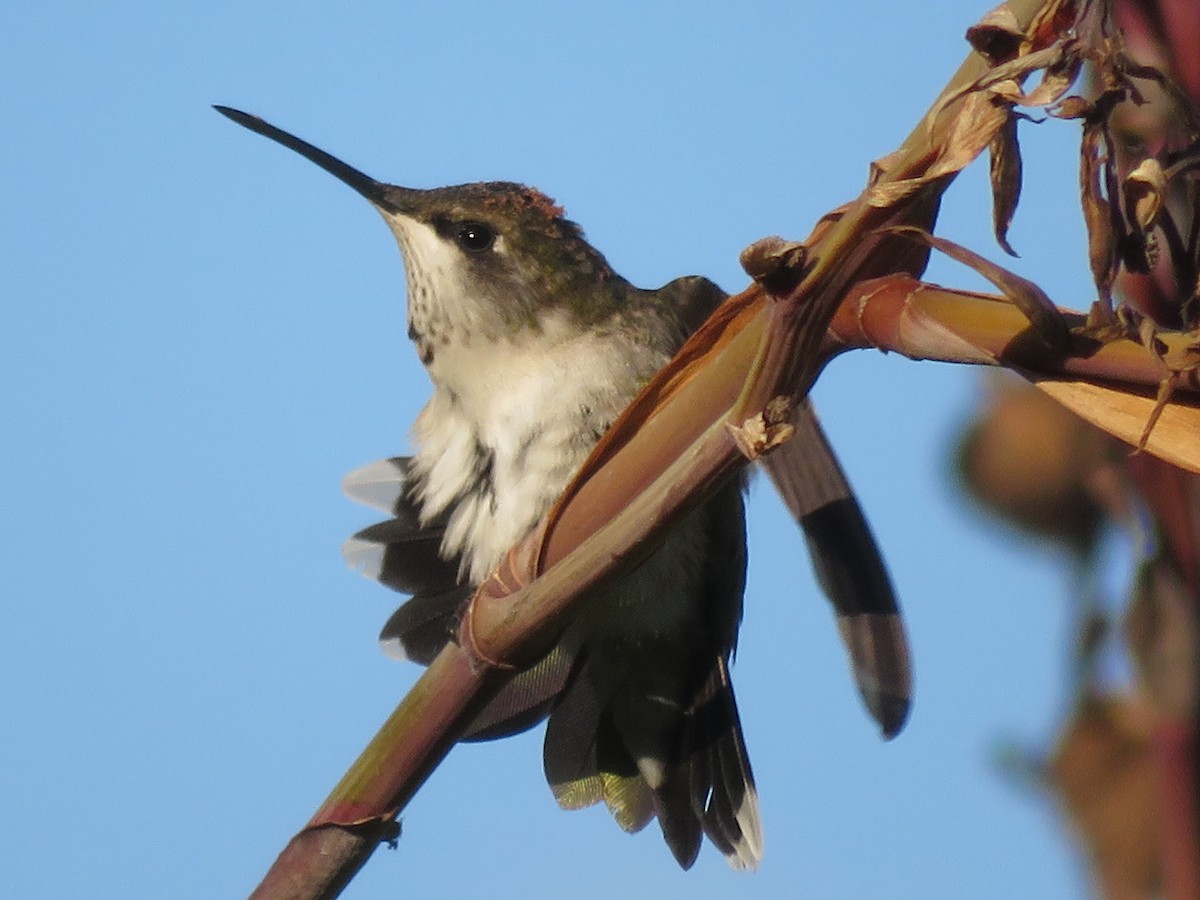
[4, 3, 1105, 897]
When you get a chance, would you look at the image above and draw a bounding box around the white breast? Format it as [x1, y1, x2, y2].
[410, 316, 663, 584]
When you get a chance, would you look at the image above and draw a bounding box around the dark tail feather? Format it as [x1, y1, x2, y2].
[342, 456, 463, 599]
[760, 399, 913, 738]
[342, 455, 470, 662]
[653, 772, 704, 869]
[345, 518, 460, 597]
[544, 654, 605, 812]
[463, 644, 577, 741]
[690, 658, 762, 869]
[377, 586, 471, 664]
[542, 656, 664, 837]
[542, 651, 761, 870]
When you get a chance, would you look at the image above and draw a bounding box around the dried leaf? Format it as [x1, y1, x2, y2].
[895, 45, 1067, 213]
[989, 114, 1023, 256]
[1030, 375, 1200, 475]
[1080, 124, 1118, 309]
[940, 44, 1067, 104]
[926, 93, 1012, 180]
[966, 4, 1024, 64]
[864, 177, 925, 208]
[1052, 94, 1090, 119]
[1133, 323, 1200, 451]
[739, 237, 808, 296]
[1136, 317, 1169, 360]
[1123, 158, 1167, 233]
[1126, 561, 1199, 721]
[1016, 53, 1081, 108]
[886, 226, 1071, 348]
[867, 152, 901, 187]
[1048, 696, 1161, 900]
[888, 41, 1081, 212]
[724, 397, 796, 460]
[1027, 0, 1080, 51]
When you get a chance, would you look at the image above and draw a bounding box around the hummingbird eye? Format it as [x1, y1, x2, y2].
[455, 221, 496, 253]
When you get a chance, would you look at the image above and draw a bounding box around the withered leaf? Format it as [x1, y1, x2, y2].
[989, 113, 1023, 256]
[864, 177, 925, 208]
[1016, 53, 1081, 109]
[955, 44, 1067, 99]
[1080, 124, 1118, 309]
[1135, 321, 1200, 449]
[933, 90, 1012, 181]
[1126, 560, 1199, 722]
[886, 225, 1071, 348]
[1122, 158, 1166, 233]
[966, 4, 1024, 64]
[1052, 94, 1090, 119]
[1028, 0, 1081, 52]
[868, 90, 1010, 209]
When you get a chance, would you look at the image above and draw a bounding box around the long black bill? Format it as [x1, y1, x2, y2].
[214, 106, 400, 212]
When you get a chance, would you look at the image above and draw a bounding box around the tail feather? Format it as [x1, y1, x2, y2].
[377, 585, 471, 663]
[343, 454, 765, 868]
[541, 651, 762, 870]
[345, 518, 459, 597]
[544, 654, 604, 810]
[694, 659, 762, 869]
[761, 399, 913, 738]
[653, 772, 704, 869]
[342, 456, 462, 599]
[463, 644, 577, 741]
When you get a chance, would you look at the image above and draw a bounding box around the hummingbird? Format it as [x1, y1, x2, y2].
[217, 106, 912, 870]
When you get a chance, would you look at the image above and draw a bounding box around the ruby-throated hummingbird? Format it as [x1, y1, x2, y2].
[217, 106, 911, 870]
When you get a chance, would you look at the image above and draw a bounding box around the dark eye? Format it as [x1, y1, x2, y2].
[456, 221, 495, 253]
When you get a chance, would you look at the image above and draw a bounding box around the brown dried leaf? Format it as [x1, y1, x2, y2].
[1133, 324, 1200, 450]
[1123, 158, 1166, 233]
[1052, 94, 1090, 119]
[989, 114, 1023, 256]
[1027, 0, 1080, 51]
[1048, 696, 1161, 900]
[966, 4, 1024, 64]
[739, 236, 808, 296]
[867, 152, 901, 187]
[869, 92, 1012, 208]
[1162, 331, 1200, 377]
[1016, 53, 1081, 108]
[1080, 124, 1118, 309]
[725, 397, 796, 460]
[920, 44, 1062, 151]
[1136, 317, 1169, 360]
[886, 226, 1070, 347]
[949, 44, 1067, 99]
[872, 33, 1080, 212]
[864, 177, 925, 208]
[1126, 561, 1199, 721]
[1031, 376, 1200, 475]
